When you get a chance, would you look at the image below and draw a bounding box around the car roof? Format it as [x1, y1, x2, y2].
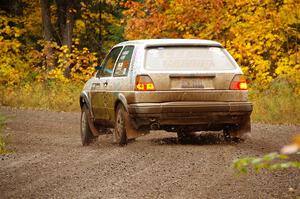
[115, 39, 223, 48]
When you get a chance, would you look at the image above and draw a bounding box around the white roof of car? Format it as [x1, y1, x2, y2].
[116, 39, 222, 47]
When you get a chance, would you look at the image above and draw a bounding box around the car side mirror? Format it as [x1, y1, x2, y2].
[95, 65, 103, 71]
[95, 65, 103, 78]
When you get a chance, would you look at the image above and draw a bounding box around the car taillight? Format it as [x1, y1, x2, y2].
[230, 75, 248, 90]
[135, 75, 155, 91]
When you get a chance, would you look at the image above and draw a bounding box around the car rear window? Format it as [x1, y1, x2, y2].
[144, 47, 236, 71]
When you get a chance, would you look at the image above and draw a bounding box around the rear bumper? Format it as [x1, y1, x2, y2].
[128, 101, 252, 128]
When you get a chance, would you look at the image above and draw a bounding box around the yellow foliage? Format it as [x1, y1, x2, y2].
[0, 12, 97, 85]
[0, 15, 28, 85]
[38, 40, 98, 82]
[123, 0, 300, 92]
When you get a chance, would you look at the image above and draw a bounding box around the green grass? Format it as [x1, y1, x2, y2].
[0, 113, 7, 154]
[0, 80, 83, 112]
[250, 79, 300, 124]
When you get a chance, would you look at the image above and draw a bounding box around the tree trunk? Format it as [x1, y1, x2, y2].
[56, 0, 75, 49]
[55, 0, 76, 77]
[63, 8, 75, 77]
[40, 0, 55, 70]
[55, 0, 65, 44]
[63, 6, 75, 50]
[99, 0, 102, 49]
[40, 0, 54, 41]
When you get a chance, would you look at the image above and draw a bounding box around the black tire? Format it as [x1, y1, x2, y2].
[177, 131, 194, 144]
[80, 105, 96, 146]
[223, 129, 242, 142]
[223, 129, 231, 141]
[114, 104, 128, 146]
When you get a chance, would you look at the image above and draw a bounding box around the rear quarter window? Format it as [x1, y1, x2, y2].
[99, 46, 123, 77]
[114, 46, 134, 77]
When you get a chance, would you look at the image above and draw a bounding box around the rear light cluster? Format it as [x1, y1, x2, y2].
[230, 75, 248, 90]
[135, 75, 155, 91]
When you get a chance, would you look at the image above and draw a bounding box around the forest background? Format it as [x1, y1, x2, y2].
[0, 0, 299, 124]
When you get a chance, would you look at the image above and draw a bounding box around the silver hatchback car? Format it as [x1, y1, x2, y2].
[80, 39, 252, 146]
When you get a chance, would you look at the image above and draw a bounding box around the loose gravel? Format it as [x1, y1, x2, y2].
[0, 106, 299, 199]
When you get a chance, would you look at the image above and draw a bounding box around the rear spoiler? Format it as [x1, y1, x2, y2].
[145, 44, 223, 49]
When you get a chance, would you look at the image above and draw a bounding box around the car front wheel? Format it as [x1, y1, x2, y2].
[114, 104, 128, 146]
[80, 105, 97, 146]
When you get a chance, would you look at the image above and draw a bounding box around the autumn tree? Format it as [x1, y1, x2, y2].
[78, 0, 124, 54]
[34, 0, 124, 78]
[123, 0, 300, 91]
[0, 0, 124, 82]
[40, 0, 79, 48]
[0, 0, 42, 85]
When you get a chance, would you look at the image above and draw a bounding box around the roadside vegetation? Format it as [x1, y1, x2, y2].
[0, 81, 82, 112]
[0, 113, 7, 154]
[233, 135, 300, 173]
[233, 151, 300, 174]
[250, 79, 300, 124]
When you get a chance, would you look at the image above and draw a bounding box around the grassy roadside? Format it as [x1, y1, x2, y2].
[0, 81, 83, 112]
[0, 79, 299, 125]
[0, 113, 7, 154]
[250, 80, 300, 124]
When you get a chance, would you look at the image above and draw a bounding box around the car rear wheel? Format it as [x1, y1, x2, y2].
[223, 129, 232, 141]
[223, 129, 243, 142]
[80, 105, 97, 146]
[114, 104, 128, 146]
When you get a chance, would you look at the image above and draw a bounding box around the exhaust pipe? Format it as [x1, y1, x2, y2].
[150, 122, 160, 130]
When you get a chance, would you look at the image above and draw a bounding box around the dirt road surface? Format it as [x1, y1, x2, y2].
[0, 106, 299, 199]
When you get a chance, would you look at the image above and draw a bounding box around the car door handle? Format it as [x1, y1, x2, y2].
[103, 81, 108, 87]
[92, 83, 101, 90]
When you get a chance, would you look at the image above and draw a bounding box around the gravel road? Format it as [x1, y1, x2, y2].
[0, 106, 299, 199]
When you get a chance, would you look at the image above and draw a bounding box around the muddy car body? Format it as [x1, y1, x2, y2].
[80, 39, 252, 145]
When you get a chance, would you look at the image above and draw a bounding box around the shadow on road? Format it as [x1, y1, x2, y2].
[151, 132, 243, 146]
